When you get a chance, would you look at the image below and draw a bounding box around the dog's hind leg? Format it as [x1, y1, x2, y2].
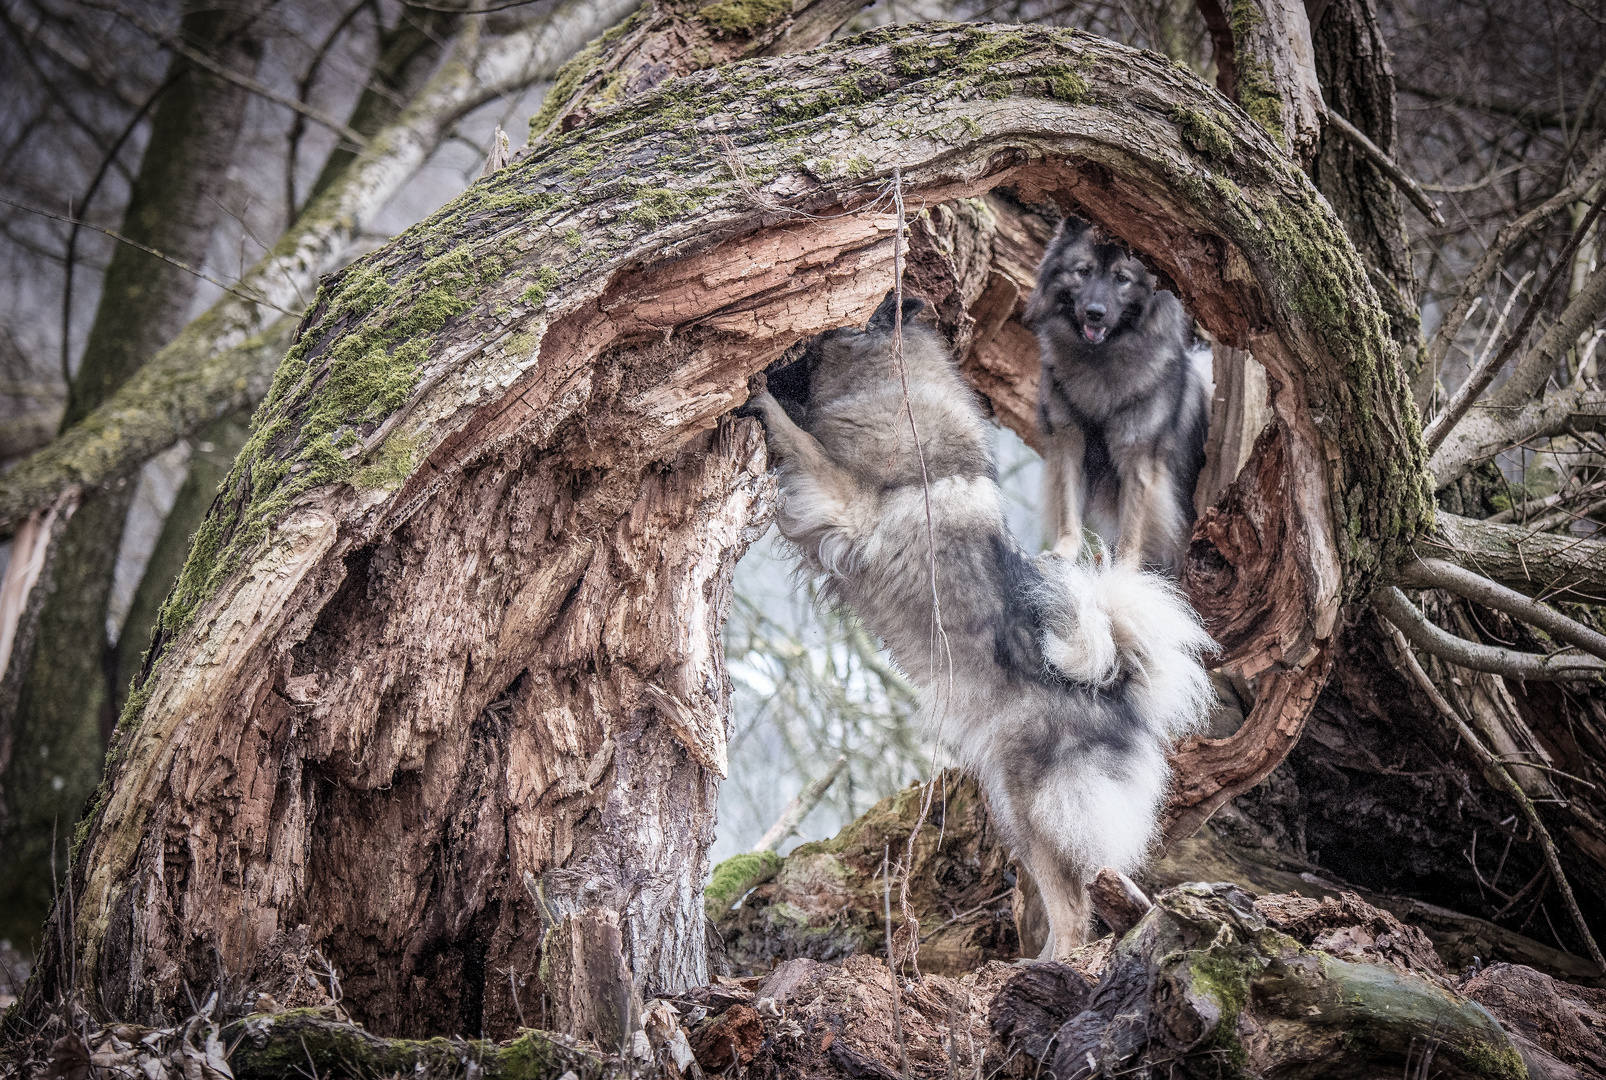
[1022, 842, 1092, 960]
[1043, 425, 1087, 558]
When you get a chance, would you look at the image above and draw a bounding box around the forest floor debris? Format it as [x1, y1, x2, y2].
[7, 886, 1604, 1078]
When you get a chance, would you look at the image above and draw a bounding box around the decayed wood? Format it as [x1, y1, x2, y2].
[986, 962, 1093, 1071]
[43, 23, 1427, 1033]
[715, 771, 1020, 977]
[1086, 869, 1152, 937]
[544, 910, 641, 1055]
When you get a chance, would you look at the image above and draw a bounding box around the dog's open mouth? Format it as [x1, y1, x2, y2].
[1082, 324, 1109, 344]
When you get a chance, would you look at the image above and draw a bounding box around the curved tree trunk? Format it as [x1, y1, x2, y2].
[28, 23, 1427, 1035]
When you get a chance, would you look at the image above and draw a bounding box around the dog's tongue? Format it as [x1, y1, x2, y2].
[1083, 324, 1108, 344]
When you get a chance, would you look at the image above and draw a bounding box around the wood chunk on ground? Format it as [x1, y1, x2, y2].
[987, 962, 1093, 1072]
[1463, 962, 1606, 1079]
[1254, 889, 1451, 985]
[689, 1003, 764, 1071]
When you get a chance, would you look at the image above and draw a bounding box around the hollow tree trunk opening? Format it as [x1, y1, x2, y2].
[31, 23, 1429, 1037]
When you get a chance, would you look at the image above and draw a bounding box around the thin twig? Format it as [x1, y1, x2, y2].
[1485, 476, 1606, 523]
[884, 846, 911, 1080]
[1382, 619, 1606, 973]
[1322, 102, 1445, 225]
[3, 197, 297, 316]
[918, 890, 1014, 943]
[1423, 183, 1606, 454]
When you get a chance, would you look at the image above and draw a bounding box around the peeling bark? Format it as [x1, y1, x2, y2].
[34, 23, 1427, 1033]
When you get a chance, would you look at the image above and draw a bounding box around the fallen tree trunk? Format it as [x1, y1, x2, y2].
[32, 22, 1428, 1036]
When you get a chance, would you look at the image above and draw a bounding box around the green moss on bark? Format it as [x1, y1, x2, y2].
[1171, 105, 1234, 158]
[526, 7, 652, 138]
[705, 850, 782, 918]
[155, 236, 505, 636]
[696, 0, 791, 36]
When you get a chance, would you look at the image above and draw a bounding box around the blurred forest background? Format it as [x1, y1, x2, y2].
[0, 0, 1602, 992]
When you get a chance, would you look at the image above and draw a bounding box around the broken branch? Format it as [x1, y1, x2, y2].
[1393, 556, 1606, 661]
[1322, 102, 1445, 225]
[1372, 585, 1606, 680]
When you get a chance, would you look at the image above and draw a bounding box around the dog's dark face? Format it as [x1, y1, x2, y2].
[762, 293, 931, 419]
[1027, 220, 1156, 347]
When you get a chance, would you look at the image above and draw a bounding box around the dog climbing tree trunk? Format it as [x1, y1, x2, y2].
[32, 23, 1429, 1035]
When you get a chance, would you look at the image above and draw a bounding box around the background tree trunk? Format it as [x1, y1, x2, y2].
[25, 23, 1425, 1035]
[0, 0, 263, 950]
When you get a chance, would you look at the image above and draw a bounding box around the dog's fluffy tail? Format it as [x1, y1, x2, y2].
[1035, 558, 1216, 739]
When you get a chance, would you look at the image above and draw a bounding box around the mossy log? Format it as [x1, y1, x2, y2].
[1028, 884, 1530, 1079]
[713, 771, 1020, 975]
[35, 21, 1429, 1037]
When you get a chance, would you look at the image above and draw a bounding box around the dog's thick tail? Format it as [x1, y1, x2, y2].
[1034, 558, 1216, 739]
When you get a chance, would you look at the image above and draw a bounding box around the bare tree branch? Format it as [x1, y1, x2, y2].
[1422, 186, 1606, 454]
[1487, 477, 1606, 523]
[1393, 556, 1606, 661]
[1322, 102, 1445, 225]
[1372, 585, 1606, 680]
[1383, 620, 1606, 974]
[1428, 511, 1606, 603]
[1490, 257, 1606, 410]
[1423, 141, 1606, 385]
[1430, 386, 1606, 488]
[752, 754, 847, 854]
[81, 0, 374, 150]
[1, 196, 297, 314]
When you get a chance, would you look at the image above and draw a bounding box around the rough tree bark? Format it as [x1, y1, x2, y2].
[0, 0, 263, 949]
[0, 0, 645, 959]
[23, 22, 1427, 1036]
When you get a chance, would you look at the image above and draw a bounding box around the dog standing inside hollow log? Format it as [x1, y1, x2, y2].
[1027, 218, 1212, 572]
[742, 293, 1214, 958]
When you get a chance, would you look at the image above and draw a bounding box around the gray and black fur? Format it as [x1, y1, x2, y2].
[1027, 218, 1212, 572]
[745, 293, 1214, 958]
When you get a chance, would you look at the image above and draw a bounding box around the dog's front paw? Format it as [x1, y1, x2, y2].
[733, 371, 771, 420]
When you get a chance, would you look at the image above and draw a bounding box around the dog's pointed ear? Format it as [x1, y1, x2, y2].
[1023, 280, 1052, 329]
[867, 290, 930, 331]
